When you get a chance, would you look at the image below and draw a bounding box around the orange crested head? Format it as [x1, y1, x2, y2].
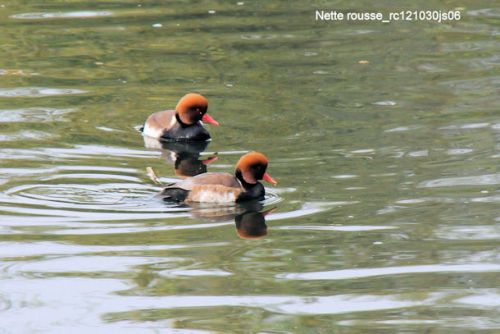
[175, 93, 218, 126]
[235, 151, 277, 185]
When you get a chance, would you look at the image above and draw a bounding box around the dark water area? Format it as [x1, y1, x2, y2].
[0, 1, 499, 333]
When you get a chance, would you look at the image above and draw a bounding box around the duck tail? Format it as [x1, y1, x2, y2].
[160, 187, 189, 202]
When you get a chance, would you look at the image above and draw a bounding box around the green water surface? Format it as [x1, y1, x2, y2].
[0, 1, 499, 333]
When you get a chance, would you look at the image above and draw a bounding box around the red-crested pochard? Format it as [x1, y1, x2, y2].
[160, 151, 277, 203]
[142, 93, 219, 141]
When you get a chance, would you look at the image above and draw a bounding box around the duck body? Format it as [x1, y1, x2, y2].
[142, 93, 218, 142]
[160, 152, 276, 204]
[143, 110, 211, 142]
[160, 172, 265, 204]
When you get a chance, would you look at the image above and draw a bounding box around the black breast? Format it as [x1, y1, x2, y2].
[236, 182, 265, 202]
[161, 122, 210, 142]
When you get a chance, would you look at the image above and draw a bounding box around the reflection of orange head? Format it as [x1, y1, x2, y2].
[175, 93, 218, 125]
[235, 211, 268, 239]
[174, 154, 208, 178]
[174, 168, 194, 179]
[235, 152, 277, 185]
[237, 228, 267, 239]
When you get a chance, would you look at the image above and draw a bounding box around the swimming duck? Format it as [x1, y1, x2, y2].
[142, 93, 219, 141]
[160, 151, 277, 203]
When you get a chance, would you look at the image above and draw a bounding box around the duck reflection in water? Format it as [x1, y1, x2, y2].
[143, 136, 218, 178]
[190, 201, 274, 240]
[235, 207, 272, 239]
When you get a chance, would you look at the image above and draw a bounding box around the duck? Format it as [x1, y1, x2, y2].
[142, 93, 219, 141]
[160, 151, 277, 203]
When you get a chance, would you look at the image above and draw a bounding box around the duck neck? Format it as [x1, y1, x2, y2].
[175, 113, 191, 127]
[235, 170, 256, 190]
[235, 170, 265, 202]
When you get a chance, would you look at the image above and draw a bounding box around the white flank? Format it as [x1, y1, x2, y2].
[169, 114, 177, 127]
[142, 122, 163, 139]
[197, 190, 236, 203]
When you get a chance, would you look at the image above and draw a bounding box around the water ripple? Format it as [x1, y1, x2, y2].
[268, 201, 358, 220]
[108, 294, 422, 316]
[0, 107, 76, 122]
[11, 11, 114, 20]
[419, 173, 500, 188]
[435, 225, 500, 240]
[277, 225, 396, 232]
[0, 145, 157, 160]
[0, 130, 53, 141]
[467, 8, 500, 18]
[0, 87, 87, 97]
[159, 269, 232, 278]
[455, 290, 500, 308]
[0, 242, 207, 259]
[3, 182, 158, 210]
[8, 256, 165, 275]
[0, 277, 435, 325]
[277, 263, 500, 280]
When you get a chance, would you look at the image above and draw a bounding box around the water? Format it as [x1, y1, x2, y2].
[0, 0, 499, 333]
